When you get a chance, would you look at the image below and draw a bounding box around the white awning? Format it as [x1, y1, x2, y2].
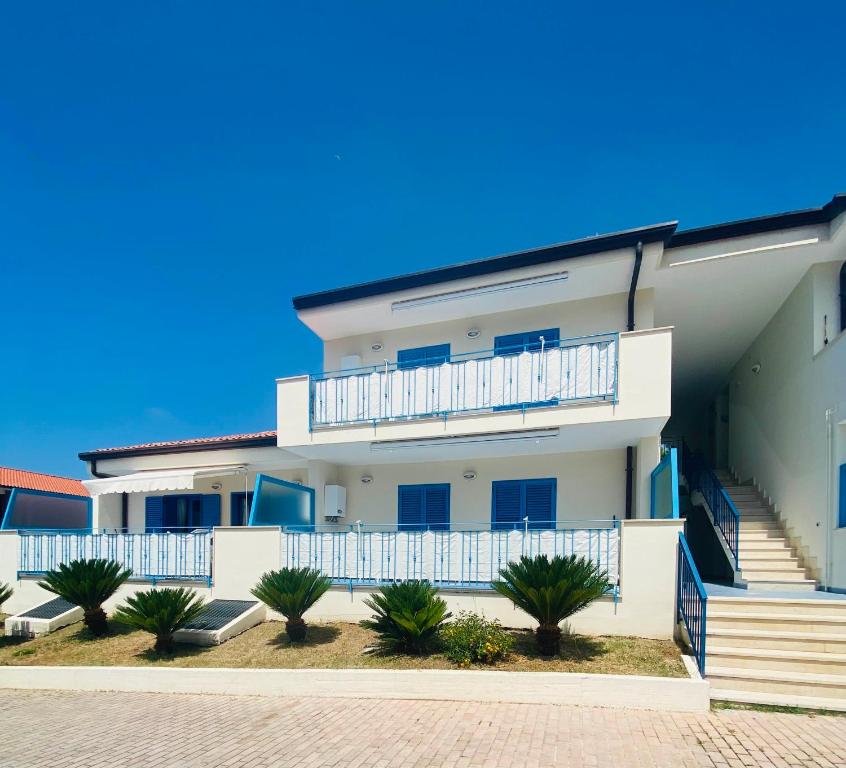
[83, 465, 246, 496]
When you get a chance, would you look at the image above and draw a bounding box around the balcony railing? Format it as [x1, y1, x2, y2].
[17, 529, 212, 584]
[280, 521, 620, 589]
[310, 332, 618, 428]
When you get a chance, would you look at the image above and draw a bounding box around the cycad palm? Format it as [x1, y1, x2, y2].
[0, 582, 12, 612]
[38, 558, 131, 636]
[114, 587, 206, 654]
[492, 554, 608, 656]
[251, 567, 332, 642]
[361, 580, 450, 654]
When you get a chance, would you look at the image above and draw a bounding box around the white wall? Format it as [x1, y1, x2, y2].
[728, 262, 846, 588]
[326, 449, 627, 527]
[323, 290, 654, 372]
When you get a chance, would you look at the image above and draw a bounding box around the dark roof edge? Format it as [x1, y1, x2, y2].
[668, 193, 846, 249]
[78, 435, 279, 461]
[292, 221, 678, 311]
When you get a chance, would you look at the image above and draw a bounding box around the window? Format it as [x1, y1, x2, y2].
[145, 494, 220, 532]
[839, 464, 846, 528]
[491, 478, 556, 530]
[397, 484, 450, 530]
[494, 328, 560, 356]
[397, 344, 451, 369]
[230, 492, 254, 526]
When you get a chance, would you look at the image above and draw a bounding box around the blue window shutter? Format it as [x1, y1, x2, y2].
[200, 494, 221, 528]
[492, 481, 522, 529]
[524, 479, 556, 529]
[398, 485, 424, 530]
[494, 333, 526, 356]
[145, 496, 164, 531]
[495, 329, 560, 355]
[424, 485, 450, 531]
[397, 344, 451, 369]
[840, 464, 846, 528]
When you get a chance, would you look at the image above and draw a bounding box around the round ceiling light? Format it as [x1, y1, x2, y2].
[466, 328, 481, 339]
[371, 343, 383, 351]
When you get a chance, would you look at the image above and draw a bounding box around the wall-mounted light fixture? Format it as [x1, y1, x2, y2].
[210, 482, 222, 491]
[371, 343, 383, 352]
[360, 474, 373, 484]
[466, 328, 481, 339]
[751, 362, 762, 375]
[462, 470, 477, 480]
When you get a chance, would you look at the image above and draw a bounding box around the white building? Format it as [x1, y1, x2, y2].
[3, 193, 845, 707]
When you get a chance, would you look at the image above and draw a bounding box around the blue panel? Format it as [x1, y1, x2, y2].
[397, 344, 451, 369]
[491, 481, 522, 530]
[398, 485, 424, 529]
[249, 475, 315, 528]
[524, 478, 556, 529]
[424, 484, 450, 531]
[492, 478, 556, 530]
[840, 464, 846, 528]
[494, 328, 560, 355]
[200, 494, 221, 528]
[145, 496, 164, 531]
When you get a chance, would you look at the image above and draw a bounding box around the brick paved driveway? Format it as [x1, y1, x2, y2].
[1, 690, 844, 768]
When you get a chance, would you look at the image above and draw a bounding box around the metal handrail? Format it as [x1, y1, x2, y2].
[281, 519, 620, 533]
[677, 532, 707, 674]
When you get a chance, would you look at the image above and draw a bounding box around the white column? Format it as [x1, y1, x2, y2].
[635, 436, 661, 519]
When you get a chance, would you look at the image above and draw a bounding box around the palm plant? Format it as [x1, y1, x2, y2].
[114, 587, 206, 654]
[38, 558, 131, 636]
[0, 582, 12, 612]
[251, 567, 332, 642]
[361, 580, 450, 654]
[492, 554, 609, 656]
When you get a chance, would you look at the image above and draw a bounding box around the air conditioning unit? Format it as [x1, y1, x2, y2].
[324, 485, 346, 520]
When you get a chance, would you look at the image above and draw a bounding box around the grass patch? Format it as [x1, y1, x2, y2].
[0, 618, 686, 676]
[711, 700, 846, 718]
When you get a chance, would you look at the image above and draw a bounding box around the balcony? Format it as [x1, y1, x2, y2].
[310, 332, 618, 428]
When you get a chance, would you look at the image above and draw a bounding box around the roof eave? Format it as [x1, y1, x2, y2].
[78, 435, 279, 462]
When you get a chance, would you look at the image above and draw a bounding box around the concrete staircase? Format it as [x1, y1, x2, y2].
[713, 470, 817, 591]
[706, 595, 846, 710]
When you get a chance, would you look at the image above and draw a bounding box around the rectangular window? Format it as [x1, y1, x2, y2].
[230, 492, 254, 526]
[398, 483, 451, 531]
[491, 478, 556, 530]
[397, 344, 451, 369]
[144, 494, 220, 532]
[494, 328, 560, 356]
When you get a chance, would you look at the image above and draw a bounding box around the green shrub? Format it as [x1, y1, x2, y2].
[38, 558, 131, 636]
[361, 580, 450, 655]
[0, 582, 12, 611]
[114, 587, 206, 654]
[492, 554, 608, 656]
[441, 611, 513, 666]
[251, 567, 332, 642]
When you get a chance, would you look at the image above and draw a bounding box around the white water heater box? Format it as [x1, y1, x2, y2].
[324, 485, 347, 519]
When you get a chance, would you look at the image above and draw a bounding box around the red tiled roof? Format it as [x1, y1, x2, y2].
[80, 430, 278, 457]
[0, 467, 89, 497]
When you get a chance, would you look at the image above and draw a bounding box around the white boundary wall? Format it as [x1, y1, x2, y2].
[1, 519, 682, 639]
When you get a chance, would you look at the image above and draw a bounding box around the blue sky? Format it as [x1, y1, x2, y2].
[1, 2, 844, 478]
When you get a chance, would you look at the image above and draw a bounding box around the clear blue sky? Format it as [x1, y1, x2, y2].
[2, 2, 844, 478]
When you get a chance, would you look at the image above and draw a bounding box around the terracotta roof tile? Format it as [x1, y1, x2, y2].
[0, 467, 89, 497]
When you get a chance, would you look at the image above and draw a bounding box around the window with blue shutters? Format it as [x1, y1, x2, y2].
[494, 329, 560, 356]
[491, 478, 556, 530]
[397, 344, 451, 369]
[145, 496, 164, 531]
[230, 492, 254, 526]
[398, 484, 451, 530]
[145, 494, 220, 532]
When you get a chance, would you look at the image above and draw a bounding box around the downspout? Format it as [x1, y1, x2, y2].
[624, 242, 643, 519]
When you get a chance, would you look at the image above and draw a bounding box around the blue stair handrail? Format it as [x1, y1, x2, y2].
[677, 532, 707, 675]
[684, 448, 740, 569]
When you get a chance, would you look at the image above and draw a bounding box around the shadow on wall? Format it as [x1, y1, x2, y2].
[684, 504, 735, 584]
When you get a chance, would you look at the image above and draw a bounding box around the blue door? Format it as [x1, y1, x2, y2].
[230, 492, 254, 526]
[491, 478, 556, 530]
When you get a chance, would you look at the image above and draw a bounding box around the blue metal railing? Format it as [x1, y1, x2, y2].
[685, 452, 740, 569]
[280, 521, 620, 590]
[677, 532, 707, 674]
[17, 529, 213, 584]
[310, 332, 618, 427]
[650, 448, 680, 519]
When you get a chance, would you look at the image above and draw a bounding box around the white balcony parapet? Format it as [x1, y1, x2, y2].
[310, 332, 618, 428]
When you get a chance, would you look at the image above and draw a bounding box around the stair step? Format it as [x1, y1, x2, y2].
[710, 689, 846, 712]
[709, 596, 846, 615]
[708, 611, 846, 633]
[742, 567, 809, 579]
[739, 557, 801, 570]
[739, 520, 782, 530]
[707, 628, 846, 652]
[744, 579, 818, 591]
[706, 646, 846, 675]
[738, 530, 789, 541]
[737, 540, 793, 551]
[707, 667, 846, 699]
